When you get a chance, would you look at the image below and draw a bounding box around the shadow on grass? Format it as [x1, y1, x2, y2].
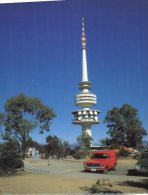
[81, 170, 104, 174]
[0, 168, 24, 177]
[118, 179, 148, 190]
[80, 185, 122, 194]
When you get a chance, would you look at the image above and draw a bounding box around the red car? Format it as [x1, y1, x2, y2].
[84, 150, 117, 174]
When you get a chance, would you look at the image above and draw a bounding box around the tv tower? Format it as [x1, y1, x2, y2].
[72, 17, 100, 144]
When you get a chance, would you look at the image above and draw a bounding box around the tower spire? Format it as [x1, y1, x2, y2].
[81, 16, 88, 82]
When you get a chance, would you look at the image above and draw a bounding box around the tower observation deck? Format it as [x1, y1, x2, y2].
[72, 17, 100, 141]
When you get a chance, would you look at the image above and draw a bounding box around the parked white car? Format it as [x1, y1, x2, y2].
[136, 151, 148, 174]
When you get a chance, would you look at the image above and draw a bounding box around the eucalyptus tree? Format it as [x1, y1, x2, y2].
[104, 104, 147, 149]
[0, 93, 56, 157]
[77, 132, 92, 151]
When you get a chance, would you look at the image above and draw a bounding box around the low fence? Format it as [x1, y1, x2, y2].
[24, 159, 50, 174]
[24, 164, 50, 174]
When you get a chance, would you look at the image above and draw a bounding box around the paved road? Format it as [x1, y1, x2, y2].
[24, 159, 148, 182]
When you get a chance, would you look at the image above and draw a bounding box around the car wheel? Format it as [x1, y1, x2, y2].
[103, 168, 108, 174]
[112, 165, 116, 171]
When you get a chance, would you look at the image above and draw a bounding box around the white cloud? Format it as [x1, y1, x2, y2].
[0, 0, 64, 3]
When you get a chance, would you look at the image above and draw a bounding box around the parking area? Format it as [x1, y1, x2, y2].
[24, 158, 147, 182]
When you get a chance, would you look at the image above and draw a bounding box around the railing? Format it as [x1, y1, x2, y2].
[24, 164, 50, 174]
[24, 159, 50, 174]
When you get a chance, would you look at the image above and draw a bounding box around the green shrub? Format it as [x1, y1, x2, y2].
[73, 149, 89, 159]
[0, 140, 24, 174]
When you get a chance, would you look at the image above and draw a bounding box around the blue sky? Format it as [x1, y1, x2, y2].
[0, 0, 148, 144]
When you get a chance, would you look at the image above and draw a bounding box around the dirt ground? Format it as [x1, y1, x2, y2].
[0, 172, 148, 194]
[0, 158, 148, 194]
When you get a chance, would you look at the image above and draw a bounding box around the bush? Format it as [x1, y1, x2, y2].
[0, 140, 24, 174]
[119, 148, 130, 157]
[73, 149, 89, 159]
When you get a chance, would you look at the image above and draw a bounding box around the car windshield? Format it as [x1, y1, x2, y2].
[142, 153, 148, 159]
[91, 153, 109, 159]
